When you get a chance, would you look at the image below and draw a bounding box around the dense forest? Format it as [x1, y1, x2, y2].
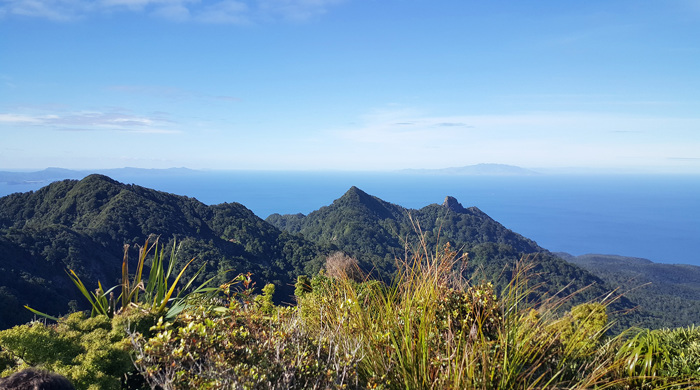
[562, 253, 700, 329]
[0, 174, 326, 328]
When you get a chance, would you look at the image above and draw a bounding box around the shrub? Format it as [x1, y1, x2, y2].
[130, 278, 360, 389]
[615, 325, 700, 389]
[0, 308, 154, 390]
[324, 251, 364, 282]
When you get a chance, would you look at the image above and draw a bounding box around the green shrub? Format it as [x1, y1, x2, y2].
[553, 302, 609, 357]
[130, 279, 359, 389]
[615, 325, 700, 389]
[0, 309, 154, 390]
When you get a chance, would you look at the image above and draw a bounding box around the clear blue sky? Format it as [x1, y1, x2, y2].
[1, 0, 699, 172]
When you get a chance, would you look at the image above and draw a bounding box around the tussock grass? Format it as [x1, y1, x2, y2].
[296, 234, 697, 389]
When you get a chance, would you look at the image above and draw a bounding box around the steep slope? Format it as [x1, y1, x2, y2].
[0, 175, 324, 329]
[267, 188, 627, 313]
[563, 253, 700, 328]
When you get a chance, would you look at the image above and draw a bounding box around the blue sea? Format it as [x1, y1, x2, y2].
[1, 171, 698, 266]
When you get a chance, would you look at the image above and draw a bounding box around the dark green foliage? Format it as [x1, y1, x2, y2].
[269, 187, 408, 280]
[131, 281, 359, 390]
[0, 175, 324, 329]
[566, 253, 700, 329]
[0, 228, 115, 329]
[0, 308, 155, 390]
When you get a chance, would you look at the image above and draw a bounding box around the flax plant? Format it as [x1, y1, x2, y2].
[27, 236, 215, 321]
[122, 237, 214, 319]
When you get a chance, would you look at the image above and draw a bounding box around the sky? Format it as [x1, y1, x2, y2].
[1, 0, 699, 172]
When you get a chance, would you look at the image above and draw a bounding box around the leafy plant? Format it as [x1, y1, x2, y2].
[27, 236, 216, 321]
[0, 309, 153, 390]
[616, 326, 700, 389]
[130, 275, 359, 389]
[123, 237, 214, 319]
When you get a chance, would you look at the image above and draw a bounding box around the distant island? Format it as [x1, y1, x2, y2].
[0, 167, 198, 185]
[398, 163, 540, 176]
[0, 164, 541, 187]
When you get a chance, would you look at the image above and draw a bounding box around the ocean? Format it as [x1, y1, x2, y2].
[1, 171, 698, 266]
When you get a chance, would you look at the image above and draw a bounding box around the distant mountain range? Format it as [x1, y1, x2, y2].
[0, 167, 198, 185]
[0, 174, 696, 331]
[0, 164, 539, 186]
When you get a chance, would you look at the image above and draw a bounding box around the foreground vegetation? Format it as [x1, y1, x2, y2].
[1, 237, 699, 389]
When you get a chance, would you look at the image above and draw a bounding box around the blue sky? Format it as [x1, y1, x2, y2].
[1, 0, 699, 172]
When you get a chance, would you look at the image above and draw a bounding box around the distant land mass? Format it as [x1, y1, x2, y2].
[399, 163, 540, 176]
[558, 253, 700, 329]
[0, 167, 199, 185]
[0, 164, 540, 185]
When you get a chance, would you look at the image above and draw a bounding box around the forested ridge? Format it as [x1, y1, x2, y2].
[0, 174, 325, 329]
[2, 174, 700, 389]
[266, 186, 631, 320]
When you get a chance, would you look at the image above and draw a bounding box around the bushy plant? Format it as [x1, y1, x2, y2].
[615, 325, 700, 389]
[0, 308, 154, 390]
[26, 236, 214, 322]
[5, 235, 215, 389]
[130, 276, 360, 389]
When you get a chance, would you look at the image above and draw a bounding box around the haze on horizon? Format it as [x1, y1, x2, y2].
[1, 1, 699, 173]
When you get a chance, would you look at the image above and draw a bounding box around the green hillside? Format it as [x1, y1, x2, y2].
[3, 176, 700, 389]
[267, 187, 632, 318]
[563, 253, 700, 328]
[0, 174, 325, 329]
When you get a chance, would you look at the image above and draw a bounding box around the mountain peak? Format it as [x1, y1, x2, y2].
[442, 196, 467, 213]
[338, 186, 373, 202]
[81, 173, 119, 184]
[333, 187, 402, 220]
[346, 185, 365, 195]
